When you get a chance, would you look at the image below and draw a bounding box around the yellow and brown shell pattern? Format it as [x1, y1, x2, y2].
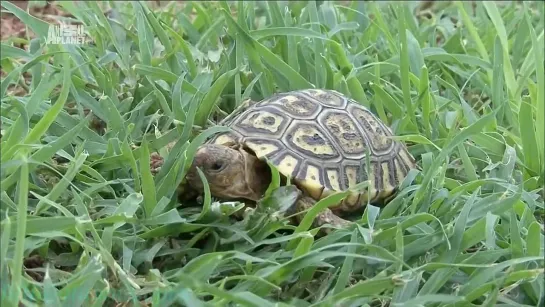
[208, 89, 417, 211]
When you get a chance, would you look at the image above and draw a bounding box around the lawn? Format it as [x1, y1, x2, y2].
[0, 1, 544, 306]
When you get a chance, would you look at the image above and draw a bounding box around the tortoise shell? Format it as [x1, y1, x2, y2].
[207, 89, 416, 211]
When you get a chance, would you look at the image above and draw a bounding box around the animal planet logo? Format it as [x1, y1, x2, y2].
[46, 23, 89, 45]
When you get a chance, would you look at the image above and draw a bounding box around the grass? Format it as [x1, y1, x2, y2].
[0, 0, 544, 306]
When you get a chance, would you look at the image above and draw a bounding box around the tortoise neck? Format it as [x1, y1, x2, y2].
[240, 149, 272, 201]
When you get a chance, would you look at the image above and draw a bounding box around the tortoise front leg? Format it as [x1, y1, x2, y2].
[294, 195, 352, 232]
[149, 141, 177, 175]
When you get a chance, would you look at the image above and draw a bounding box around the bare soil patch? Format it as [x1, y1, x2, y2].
[1, 1, 71, 44]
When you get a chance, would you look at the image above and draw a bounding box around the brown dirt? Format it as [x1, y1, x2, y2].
[23, 254, 46, 282]
[0, 1, 27, 43]
[0, 1, 110, 134]
[0, 1, 71, 44]
[1, 1, 73, 97]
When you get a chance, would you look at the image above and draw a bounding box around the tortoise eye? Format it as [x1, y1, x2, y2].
[209, 161, 225, 172]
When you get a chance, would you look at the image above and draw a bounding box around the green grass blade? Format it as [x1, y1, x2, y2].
[411, 109, 499, 212]
[249, 27, 327, 41]
[397, 5, 417, 129]
[222, 8, 313, 90]
[524, 9, 545, 178]
[8, 152, 29, 304]
[140, 138, 157, 218]
[519, 100, 540, 176]
[0, 1, 50, 39]
[134, 64, 178, 83]
[0, 44, 31, 60]
[34, 150, 88, 215]
[332, 229, 357, 295]
[194, 67, 239, 128]
[483, 2, 517, 97]
[43, 267, 62, 307]
[312, 277, 395, 307]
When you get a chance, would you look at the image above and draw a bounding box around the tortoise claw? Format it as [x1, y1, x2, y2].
[149, 152, 164, 176]
[294, 196, 352, 232]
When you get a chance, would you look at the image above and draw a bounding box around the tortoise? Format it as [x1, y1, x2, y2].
[155, 89, 417, 230]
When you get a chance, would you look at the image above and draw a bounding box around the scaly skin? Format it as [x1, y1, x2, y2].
[183, 143, 353, 231]
[149, 141, 353, 232]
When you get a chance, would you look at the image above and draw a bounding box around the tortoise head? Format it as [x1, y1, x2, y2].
[185, 143, 271, 202]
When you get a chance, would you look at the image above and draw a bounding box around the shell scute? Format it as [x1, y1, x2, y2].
[300, 89, 347, 109]
[283, 121, 341, 161]
[266, 93, 323, 119]
[232, 106, 292, 138]
[347, 103, 395, 155]
[318, 109, 369, 158]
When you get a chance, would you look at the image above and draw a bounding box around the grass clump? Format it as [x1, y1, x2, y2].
[1, 1, 544, 306]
